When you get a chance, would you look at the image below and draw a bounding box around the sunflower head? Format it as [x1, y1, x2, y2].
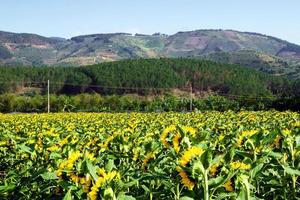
[241, 130, 258, 137]
[85, 152, 96, 161]
[142, 152, 155, 168]
[179, 146, 203, 166]
[209, 164, 221, 177]
[173, 133, 181, 153]
[224, 180, 234, 192]
[160, 125, 177, 148]
[181, 126, 197, 137]
[274, 135, 282, 149]
[282, 129, 291, 136]
[176, 166, 195, 190]
[230, 161, 251, 170]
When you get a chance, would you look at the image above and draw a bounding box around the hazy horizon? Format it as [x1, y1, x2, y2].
[1, 0, 300, 44]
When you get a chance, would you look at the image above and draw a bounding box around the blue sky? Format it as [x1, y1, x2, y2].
[1, 0, 300, 44]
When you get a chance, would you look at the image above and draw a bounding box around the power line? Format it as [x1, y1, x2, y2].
[0, 81, 174, 91]
[0, 80, 296, 100]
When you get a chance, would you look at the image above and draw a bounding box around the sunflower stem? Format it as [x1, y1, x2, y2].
[241, 176, 251, 200]
[175, 183, 180, 200]
[203, 170, 209, 200]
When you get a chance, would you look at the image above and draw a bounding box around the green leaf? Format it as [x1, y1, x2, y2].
[104, 187, 115, 199]
[237, 189, 246, 200]
[194, 131, 208, 143]
[215, 193, 237, 200]
[208, 176, 224, 186]
[179, 196, 194, 200]
[41, 172, 58, 180]
[295, 136, 300, 147]
[141, 185, 150, 193]
[209, 171, 235, 189]
[250, 163, 264, 179]
[201, 149, 212, 169]
[238, 175, 251, 200]
[192, 161, 205, 177]
[49, 152, 62, 159]
[118, 194, 136, 200]
[266, 151, 283, 159]
[160, 179, 173, 188]
[18, 144, 33, 155]
[63, 190, 72, 200]
[86, 160, 98, 181]
[118, 180, 138, 188]
[177, 125, 186, 138]
[0, 184, 15, 193]
[284, 166, 300, 176]
[105, 159, 115, 171]
[235, 150, 253, 160]
[210, 155, 224, 167]
[224, 147, 235, 162]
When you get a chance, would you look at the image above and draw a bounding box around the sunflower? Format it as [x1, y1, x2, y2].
[209, 164, 220, 177]
[70, 173, 80, 184]
[47, 145, 60, 152]
[176, 166, 195, 190]
[274, 135, 282, 149]
[237, 136, 244, 147]
[230, 161, 251, 170]
[294, 121, 300, 128]
[241, 130, 258, 137]
[224, 180, 234, 192]
[85, 152, 96, 161]
[88, 169, 119, 200]
[142, 152, 155, 168]
[88, 177, 105, 200]
[0, 141, 7, 146]
[218, 134, 225, 141]
[181, 126, 197, 137]
[160, 125, 176, 148]
[98, 168, 106, 177]
[282, 129, 291, 136]
[58, 136, 71, 147]
[56, 151, 81, 177]
[237, 129, 258, 148]
[173, 133, 181, 153]
[179, 146, 203, 166]
[67, 151, 81, 167]
[101, 135, 115, 149]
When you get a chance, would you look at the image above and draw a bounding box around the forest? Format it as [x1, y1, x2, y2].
[0, 58, 299, 112]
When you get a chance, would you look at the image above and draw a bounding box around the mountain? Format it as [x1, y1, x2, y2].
[0, 31, 62, 66]
[0, 29, 300, 78]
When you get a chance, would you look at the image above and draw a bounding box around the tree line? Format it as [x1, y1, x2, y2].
[0, 58, 299, 111]
[0, 93, 297, 113]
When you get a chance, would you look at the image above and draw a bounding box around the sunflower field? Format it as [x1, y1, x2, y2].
[0, 112, 299, 200]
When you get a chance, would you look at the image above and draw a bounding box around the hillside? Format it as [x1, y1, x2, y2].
[200, 50, 300, 79]
[0, 58, 297, 98]
[0, 29, 300, 78]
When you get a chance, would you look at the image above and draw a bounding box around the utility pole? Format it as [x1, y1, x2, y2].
[47, 80, 50, 113]
[190, 83, 193, 112]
